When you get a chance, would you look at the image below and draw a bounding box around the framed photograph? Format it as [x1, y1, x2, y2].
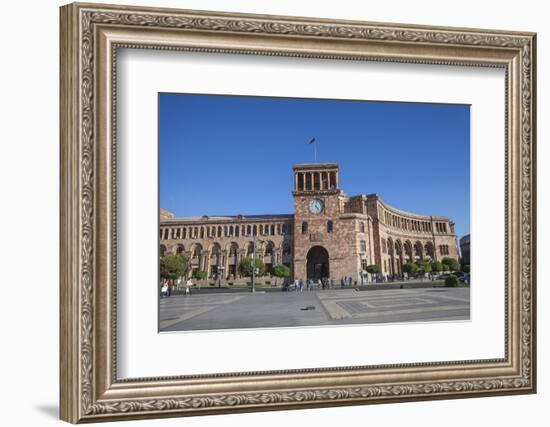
[60, 2, 536, 423]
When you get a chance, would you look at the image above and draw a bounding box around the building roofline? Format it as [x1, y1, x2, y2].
[292, 162, 338, 170]
[160, 214, 294, 224]
[357, 194, 452, 222]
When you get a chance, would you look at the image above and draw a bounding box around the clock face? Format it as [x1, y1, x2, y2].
[309, 199, 324, 215]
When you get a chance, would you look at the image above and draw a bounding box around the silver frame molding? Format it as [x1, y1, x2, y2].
[60, 2, 536, 423]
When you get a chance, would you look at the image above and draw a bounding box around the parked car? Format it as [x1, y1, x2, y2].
[160, 284, 169, 296]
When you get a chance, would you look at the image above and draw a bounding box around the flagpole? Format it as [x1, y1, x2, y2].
[308, 137, 317, 162]
[314, 142, 317, 162]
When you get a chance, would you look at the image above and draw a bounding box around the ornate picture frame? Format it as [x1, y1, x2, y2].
[60, 2, 536, 423]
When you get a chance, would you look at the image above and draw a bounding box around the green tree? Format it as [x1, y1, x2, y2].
[415, 261, 432, 280]
[272, 264, 291, 286]
[160, 254, 189, 281]
[462, 264, 470, 273]
[431, 260, 443, 274]
[193, 270, 207, 280]
[365, 265, 381, 282]
[366, 264, 380, 274]
[402, 262, 418, 277]
[239, 256, 266, 278]
[442, 257, 460, 272]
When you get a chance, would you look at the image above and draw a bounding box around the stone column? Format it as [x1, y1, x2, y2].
[222, 250, 229, 280]
[238, 249, 246, 278]
[294, 173, 298, 191]
[202, 251, 210, 276]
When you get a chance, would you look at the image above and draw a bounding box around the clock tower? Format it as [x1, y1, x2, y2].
[292, 163, 345, 281]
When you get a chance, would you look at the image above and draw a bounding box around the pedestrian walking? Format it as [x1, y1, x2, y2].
[299, 278, 304, 292]
[185, 278, 193, 296]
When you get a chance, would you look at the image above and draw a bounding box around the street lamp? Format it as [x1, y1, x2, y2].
[252, 235, 265, 293]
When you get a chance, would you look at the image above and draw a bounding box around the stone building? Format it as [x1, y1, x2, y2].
[160, 163, 460, 282]
[460, 234, 470, 266]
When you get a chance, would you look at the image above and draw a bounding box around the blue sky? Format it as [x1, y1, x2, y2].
[159, 93, 470, 238]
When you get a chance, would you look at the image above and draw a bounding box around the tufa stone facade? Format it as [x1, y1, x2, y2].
[160, 163, 460, 282]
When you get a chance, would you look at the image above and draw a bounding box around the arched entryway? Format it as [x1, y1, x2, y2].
[306, 246, 330, 280]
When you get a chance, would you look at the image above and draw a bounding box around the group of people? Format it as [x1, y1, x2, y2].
[160, 278, 197, 297]
[286, 276, 356, 292]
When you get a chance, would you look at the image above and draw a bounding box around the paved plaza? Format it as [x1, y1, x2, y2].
[159, 287, 470, 332]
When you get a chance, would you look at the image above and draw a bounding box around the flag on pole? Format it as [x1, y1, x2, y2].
[308, 137, 316, 145]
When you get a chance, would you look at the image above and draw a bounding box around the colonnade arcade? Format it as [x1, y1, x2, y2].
[382, 237, 436, 276]
[160, 240, 292, 279]
[294, 170, 338, 192]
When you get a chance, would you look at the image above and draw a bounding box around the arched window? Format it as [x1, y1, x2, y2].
[414, 241, 423, 258]
[210, 244, 221, 263]
[160, 244, 167, 257]
[302, 221, 308, 234]
[424, 242, 434, 258]
[327, 220, 333, 233]
[404, 241, 413, 261]
[192, 244, 202, 258]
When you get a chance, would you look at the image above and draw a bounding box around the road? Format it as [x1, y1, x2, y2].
[159, 287, 470, 332]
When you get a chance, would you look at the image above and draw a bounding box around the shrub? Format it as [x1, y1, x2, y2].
[193, 270, 207, 280]
[445, 275, 459, 287]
